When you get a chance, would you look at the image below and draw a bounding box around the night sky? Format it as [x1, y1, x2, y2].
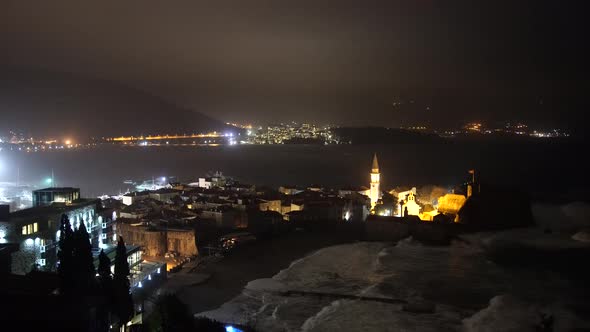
[1, 1, 586, 130]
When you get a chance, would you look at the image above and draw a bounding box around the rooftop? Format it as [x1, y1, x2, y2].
[124, 191, 151, 197]
[33, 187, 80, 193]
[9, 199, 99, 220]
[151, 188, 180, 194]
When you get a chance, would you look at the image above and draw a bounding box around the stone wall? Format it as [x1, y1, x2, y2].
[167, 230, 198, 256]
[143, 231, 167, 257]
[117, 222, 197, 257]
[438, 194, 467, 215]
[365, 219, 409, 241]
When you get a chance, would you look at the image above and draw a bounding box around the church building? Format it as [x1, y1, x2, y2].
[369, 153, 381, 210]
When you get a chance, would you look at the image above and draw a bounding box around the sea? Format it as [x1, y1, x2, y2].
[1, 140, 588, 199]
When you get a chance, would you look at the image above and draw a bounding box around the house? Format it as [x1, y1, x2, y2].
[199, 206, 242, 228]
[0, 199, 117, 274]
[122, 191, 150, 206]
[149, 188, 180, 203]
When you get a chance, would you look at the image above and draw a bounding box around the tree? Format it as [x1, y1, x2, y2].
[145, 294, 233, 332]
[146, 295, 199, 332]
[97, 249, 113, 332]
[113, 236, 134, 324]
[58, 214, 75, 295]
[97, 249, 112, 281]
[73, 221, 96, 294]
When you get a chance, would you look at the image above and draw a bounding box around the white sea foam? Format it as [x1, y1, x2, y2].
[533, 201, 590, 232]
[245, 278, 286, 292]
[463, 295, 590, 332]
[301, 299, 462, 332]
[197, 240, 588, 331]
[272, 242, 389, 294]
[459, 227, 590, 252]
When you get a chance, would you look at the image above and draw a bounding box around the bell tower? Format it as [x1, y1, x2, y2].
[369, 153, 380, 209]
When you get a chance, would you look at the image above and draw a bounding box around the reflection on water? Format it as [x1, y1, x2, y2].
[1, 141, 587, 198]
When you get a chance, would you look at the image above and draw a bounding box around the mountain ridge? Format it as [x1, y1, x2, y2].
[0, 66, 232, 139]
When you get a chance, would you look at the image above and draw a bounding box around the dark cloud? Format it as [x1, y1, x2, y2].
[0, 1, 586, 129]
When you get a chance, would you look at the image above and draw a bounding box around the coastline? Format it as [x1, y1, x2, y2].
[173, 228, 363, 315]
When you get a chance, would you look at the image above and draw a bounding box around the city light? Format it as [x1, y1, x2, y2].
[344, 211, 351, 221]
[225, 326, 243, 332]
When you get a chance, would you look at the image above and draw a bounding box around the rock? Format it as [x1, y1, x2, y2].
[458, 185, 534, 230]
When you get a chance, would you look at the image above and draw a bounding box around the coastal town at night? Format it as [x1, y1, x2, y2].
[1, 1, 588, 331]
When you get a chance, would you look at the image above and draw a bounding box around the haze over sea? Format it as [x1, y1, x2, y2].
[1, 140, 588, 199]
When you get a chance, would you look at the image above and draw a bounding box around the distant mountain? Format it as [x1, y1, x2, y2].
[333, 127, 442, 144]
[0, 67, 233, 139]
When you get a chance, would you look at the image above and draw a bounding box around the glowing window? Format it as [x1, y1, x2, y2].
[33, 223, 38, 233]
[22, 226, 27, 235]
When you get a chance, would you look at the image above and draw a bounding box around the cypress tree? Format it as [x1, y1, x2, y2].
[97, 249, 113, 332]
[57, 214, 75, 295]
[113, 236, 134, 324]
[73, 221, 96, 293]
[97, 249, 112, 281]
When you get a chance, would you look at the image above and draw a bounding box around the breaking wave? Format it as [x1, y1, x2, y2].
[197, 239, 589, 331]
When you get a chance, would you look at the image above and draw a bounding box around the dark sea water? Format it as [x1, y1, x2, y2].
[1, 140, 588, 198]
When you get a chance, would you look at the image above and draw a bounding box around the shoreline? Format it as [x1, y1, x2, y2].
[172, 228, 363, 315]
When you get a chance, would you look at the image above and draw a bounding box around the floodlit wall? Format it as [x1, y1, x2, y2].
[437, 194, 467, 215]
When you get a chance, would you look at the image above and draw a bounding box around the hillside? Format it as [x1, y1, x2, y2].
[0, 67, 232, 139]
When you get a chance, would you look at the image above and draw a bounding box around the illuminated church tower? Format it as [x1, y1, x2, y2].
[369, 153, 381, 209]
